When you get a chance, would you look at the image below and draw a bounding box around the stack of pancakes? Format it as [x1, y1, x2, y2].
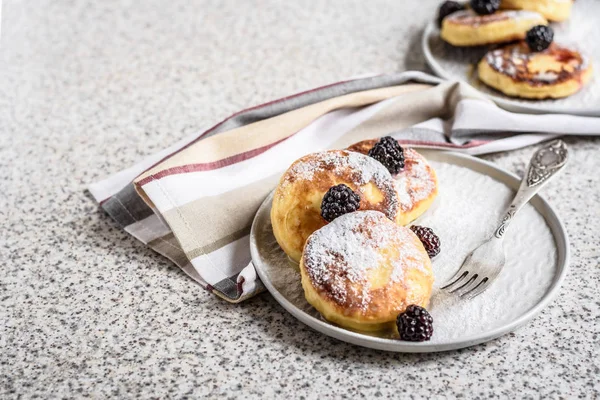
[270, 140, 438, 333]
[440, 0, 592, 99]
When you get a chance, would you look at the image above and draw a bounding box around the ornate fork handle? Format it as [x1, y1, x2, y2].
[494, 140, 568, 239]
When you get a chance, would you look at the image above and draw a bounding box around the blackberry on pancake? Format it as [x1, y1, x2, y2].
[271, 150, 400, 262]
[320, 184, 360, 222]
[368, 136, 405, 175]
[348, 140, 439, 226]
[525, 25, 553, 52]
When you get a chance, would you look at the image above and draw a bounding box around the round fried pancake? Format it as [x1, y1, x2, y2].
[501, 0, 572, 22]
[441, 9, 547, 47]
[347, 140, 438, 226]
[271, 150, 400, 263]
[478, 42, 593, 99]
[300, 211, 433, 332]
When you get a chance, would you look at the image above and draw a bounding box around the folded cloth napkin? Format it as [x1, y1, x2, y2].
[88, 71, 600, 302]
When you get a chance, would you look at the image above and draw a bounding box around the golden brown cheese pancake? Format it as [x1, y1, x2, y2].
[501, 0, 573, 22]
[347, 140, 438, 226]
[441, 9, 547, 47]
[271, 150, 400, 263]
[300, 211, 434, 332]
[478, 42, 593, 99]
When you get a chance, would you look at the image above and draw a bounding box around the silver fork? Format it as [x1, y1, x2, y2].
[442, 139, 568, 299]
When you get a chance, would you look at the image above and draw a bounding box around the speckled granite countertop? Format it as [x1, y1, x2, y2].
[2, 0, 599, 398]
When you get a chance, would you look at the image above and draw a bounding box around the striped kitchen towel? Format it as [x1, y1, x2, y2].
[88, 71, 600, 302]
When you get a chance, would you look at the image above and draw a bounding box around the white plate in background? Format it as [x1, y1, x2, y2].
[422, 0, 600, 116]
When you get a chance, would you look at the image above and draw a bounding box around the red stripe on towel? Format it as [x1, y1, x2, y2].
[136, 137, 288, 186]
[135, 78, 364, 175]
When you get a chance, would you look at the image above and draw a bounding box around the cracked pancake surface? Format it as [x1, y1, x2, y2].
[271, 150, 400, 263]
[300, 211, 433, 332]
[347, 140, 438, 226]
[478, 41, 593, 99]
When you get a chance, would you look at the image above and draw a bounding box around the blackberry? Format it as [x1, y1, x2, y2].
[320, 184, 360, 222]
[397, 305, 434, 342]
[410, 225, 441, 258]
[526, 25, 554, 52]
[470, 0, 500, 15]
[438, 1, 464, 27]
[368, 136, 405, 175]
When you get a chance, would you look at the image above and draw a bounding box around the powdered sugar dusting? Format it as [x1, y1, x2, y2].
[413, 161, 557, 342]
[255, 159, 558, 344]
[485, 43, 589, 84]
[303, 211, 429, 310]
[283, 150, 393, 187]
[394, 149, 437, 212]
[486, 46, 531, 78]
[535, 71, 559, 82]
[281, 150, 399, 219]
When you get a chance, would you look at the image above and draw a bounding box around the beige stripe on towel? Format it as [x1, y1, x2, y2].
[161, 175, 280, 255]
[135, 83, 433, 183]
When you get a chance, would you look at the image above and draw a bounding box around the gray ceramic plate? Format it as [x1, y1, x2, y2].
[249, 151, 569, 352]
[421, 0, 600, 116]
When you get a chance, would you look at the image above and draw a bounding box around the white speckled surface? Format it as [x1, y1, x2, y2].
[1, 0, 599, 398]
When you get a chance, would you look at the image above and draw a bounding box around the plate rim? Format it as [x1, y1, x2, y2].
[250, 150, 570, 353]
[421, 20, 600, 117]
